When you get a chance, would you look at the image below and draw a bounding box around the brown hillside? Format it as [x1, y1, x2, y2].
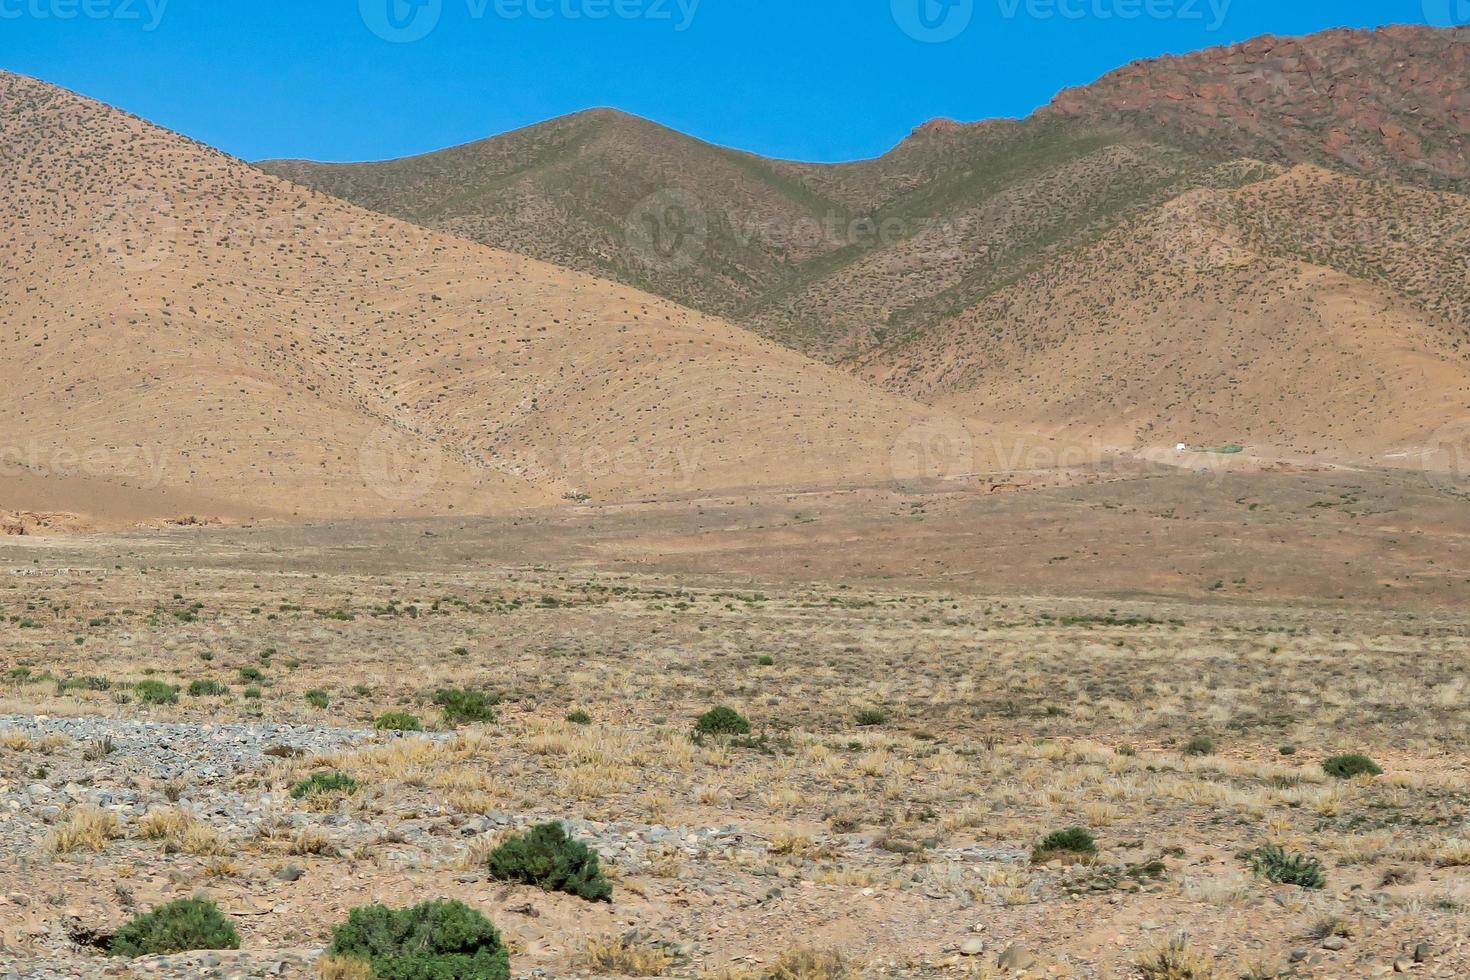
[861, 165, 1470, 460]
[0, 73, 937, 524]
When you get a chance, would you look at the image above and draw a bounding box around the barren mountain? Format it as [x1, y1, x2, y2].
[259, 25, 1470, 462]
[259, 26, 1470, 360]
[0, 72, 938, 524]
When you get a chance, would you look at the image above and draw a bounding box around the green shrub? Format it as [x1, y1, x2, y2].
[57, 676, 112, 693]
[565, 710, 592, 726]
[1245, 845, 1326, 889]
[134, 680, 179, 706]
[243, 686, 262, 700]
[188, 680, 227, 697]
[1322, 754, 1381, 779]
[305, 689, 330, 709]
[854, 708, 889, 727]
[487, 822, 612, 902]
[693, 706, 750, 738]
[1183, 736, 1215, 757]
[374, 711, 422, 732]
[290, 771, 359, 800]
[326, 899, 509, 980]
[109, 897, 239, 957]
[1032, 827, 1098, 862]
[433, 688, 498, 725]
[239, 666, 265, 683]
[756, 655, 775, 666]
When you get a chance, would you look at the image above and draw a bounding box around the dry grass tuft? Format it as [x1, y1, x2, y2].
[577, 934, 673, 976]
[44, 805, 122, 854]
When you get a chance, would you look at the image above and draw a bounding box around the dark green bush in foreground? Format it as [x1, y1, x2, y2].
[110, 897, 239, 957]
[1032, 827, 1098, 862]
[374, 711, 423, 732]
[1246, 845, 1326, 889]
[290, 771, 359, 800]
[487, 822, 612, 902]
[433, 688, 498, 725]
[327, 899, 510, 979]
[693, 705, 750, 738]
[134, 680, 179, 706]
[1322, 754, 1382, 780]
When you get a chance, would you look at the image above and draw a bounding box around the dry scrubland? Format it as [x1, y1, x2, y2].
[1, 480, 1469, 979]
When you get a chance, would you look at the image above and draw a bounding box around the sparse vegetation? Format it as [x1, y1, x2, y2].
[1322, 753, 1382, 779]
[109, 897, 239, 957]
[1245, 845, 1326, 890]
[693, 706, 751, 738]
[325, 900, 510, 979]
[487, 821, 612, 902]
[373, 711, 423, 732]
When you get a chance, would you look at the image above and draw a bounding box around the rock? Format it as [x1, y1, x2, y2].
[1288, 950, 1309, 963]
[1322, 936, 1347, 951]
[1394, 958, 1414, 973]
[1413, 942, 1431, 963]
[997, 945, 1037, 972]
[960, 938, 986, 956]
[273, 865, 303, 882]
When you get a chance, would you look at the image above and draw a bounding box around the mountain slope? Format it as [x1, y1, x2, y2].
[858, 165, 1470, 458]
[258, 25, 1470, 368]
[0, 72, 939, 523]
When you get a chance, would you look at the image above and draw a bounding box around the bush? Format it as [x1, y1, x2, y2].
[374, 711, 423, 732]
[134, 680, 179, 706]
[57, 676, 113, 693]
[326, 899, 509, 980]
[693, 705, 751, 738]
[243, 686, 262, 700]
[290, 771, 359, 800]
[239, 666, 265, 682]
[109, 897, 240, 957]
[1032, 827, 1097, 862]
[1322, 754, 1382, 779]
[188, 680, 227, 697]
[433, 688, 498, 725]
[487, 822, 612, 902]
[565, 710, 592, 726]
[305, 689, 330, 709]
[1183, 736, 1215, 757]
[854, 708, 889, 727]
[1245, 845, 1326, 889]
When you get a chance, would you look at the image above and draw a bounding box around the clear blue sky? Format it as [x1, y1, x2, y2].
[0, 0, 1457, 163]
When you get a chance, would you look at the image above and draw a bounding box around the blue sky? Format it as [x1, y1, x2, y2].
[0, 0, 1459, 163]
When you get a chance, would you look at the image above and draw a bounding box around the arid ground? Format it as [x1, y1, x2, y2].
[1, 468, 1468, 978]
